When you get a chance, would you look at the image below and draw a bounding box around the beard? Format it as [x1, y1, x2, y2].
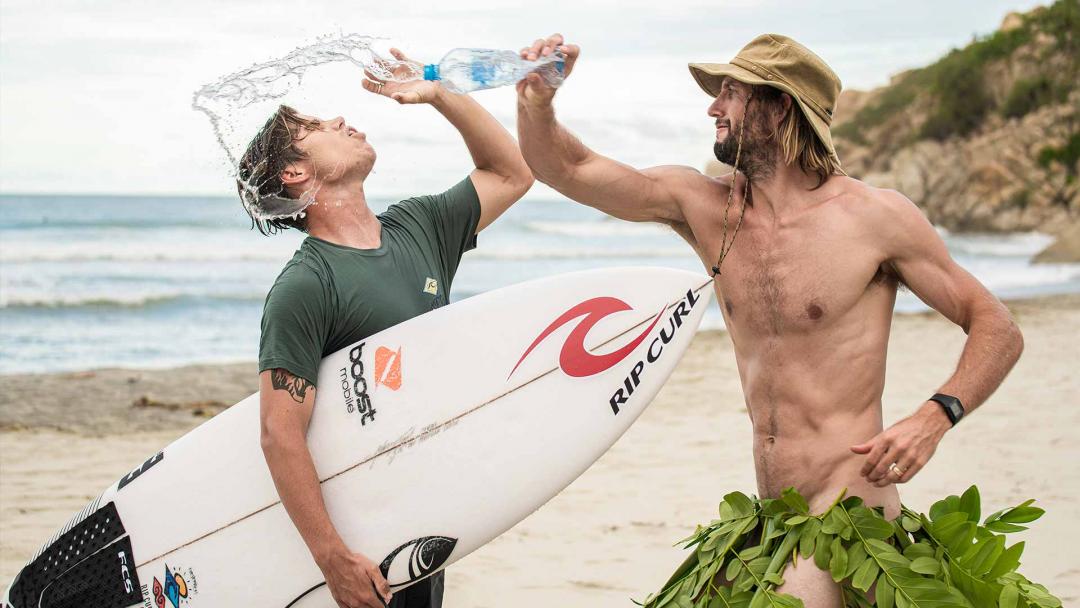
[712, 109, 778, 182]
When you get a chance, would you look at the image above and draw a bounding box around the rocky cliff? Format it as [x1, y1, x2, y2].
[832, 1, 1079, 236]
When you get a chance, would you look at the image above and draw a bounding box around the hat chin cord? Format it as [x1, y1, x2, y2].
[711, 90, 752, 278]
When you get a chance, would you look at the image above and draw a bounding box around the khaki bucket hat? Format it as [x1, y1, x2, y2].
[689, 34, 843, 167]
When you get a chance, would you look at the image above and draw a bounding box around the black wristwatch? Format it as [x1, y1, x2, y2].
[929, 393, 964, 426]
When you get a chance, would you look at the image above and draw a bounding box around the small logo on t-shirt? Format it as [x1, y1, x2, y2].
[423, 277, 439, 296]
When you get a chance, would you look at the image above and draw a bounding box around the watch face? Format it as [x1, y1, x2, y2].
[933, 394, 963, 424]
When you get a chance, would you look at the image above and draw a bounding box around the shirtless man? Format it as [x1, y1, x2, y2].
[515, 33, 1023, 605]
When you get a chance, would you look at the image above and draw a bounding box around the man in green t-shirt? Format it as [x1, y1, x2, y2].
[236, 49, 533, 608]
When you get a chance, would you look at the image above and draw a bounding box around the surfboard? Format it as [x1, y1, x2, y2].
[3, 267, 712, 608]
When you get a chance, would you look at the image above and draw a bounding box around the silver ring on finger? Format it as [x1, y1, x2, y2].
[889, 462, 906, 478]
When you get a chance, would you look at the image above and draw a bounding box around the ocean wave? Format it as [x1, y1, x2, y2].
[0, 219, 238, 231]
[0, 244, 298, 264]
[0, 292, 265, 310]
[1, 242, 693, 263]
[469, 245, 693, 260]
[524, 220, 675, 237]
[942, 231, 1055, 257]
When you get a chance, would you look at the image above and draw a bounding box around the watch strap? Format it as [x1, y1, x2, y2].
[930, 393, 964, 425]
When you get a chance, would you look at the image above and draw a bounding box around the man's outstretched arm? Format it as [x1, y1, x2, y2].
[362, 48, 533, 232]
[516, 34, 696, 225]
[851, 191, 1024, 486]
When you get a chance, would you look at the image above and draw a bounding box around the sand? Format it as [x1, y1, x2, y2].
[1, 294, 1077, 605]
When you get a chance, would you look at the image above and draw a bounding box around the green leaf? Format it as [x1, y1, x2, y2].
[1001, 505, 1044, 524]
[813, 532, 833, 570]
[986, 541, 1024, 579]
[720, 501, 735, 521]
[852, 557, 879, 591]
[829, 537, 847, 582]
[726, 556, 744, 581]
[949, 558, 1001, 607]
[930, 511, 969, 536]
[965, 535, 1005, 576]
[903, 542, 935, 561]
[999, 584, 1019, 608]
[738, 545, 764, 561]
[901, 516, 922, 533]
[888, 566, 970, 608]
[849, 506, 895, 540]
[910, 556, 940, 575]
[725, 492, 755, 518]
[761, 498, 790, 517]
[986, 521, 1029, 533]
[780, 487, 810, 515]
[844, 542, 867, 579]
[929, 494, 960, 521]
[799, 519, 820, 559]
[821, 509, 846, 534]
[865, 539, 910, 570]
[785, 515, 809, 526]
[762, 572, 784, 586]
[764, 525, 801, 582]
[959, 485, 981, 523]
[877, 572, 896, 608]
[983, 507, 1006, 526]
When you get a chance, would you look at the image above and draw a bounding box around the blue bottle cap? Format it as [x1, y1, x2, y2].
[424, 64, 440, 81]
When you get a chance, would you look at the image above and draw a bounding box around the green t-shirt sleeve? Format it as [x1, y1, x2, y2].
[399, 176, 482, 280]
[258, 263, 330, 387]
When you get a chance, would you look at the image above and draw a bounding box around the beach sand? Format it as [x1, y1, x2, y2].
[2, 295, 1077, 605]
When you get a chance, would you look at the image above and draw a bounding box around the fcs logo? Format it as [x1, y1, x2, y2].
[509, 296, 665, 380]
[117, 550, 133, 594]
[374, 346, 403, 391]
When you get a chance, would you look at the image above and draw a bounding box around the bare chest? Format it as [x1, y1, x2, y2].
[705, 220, 891, 336]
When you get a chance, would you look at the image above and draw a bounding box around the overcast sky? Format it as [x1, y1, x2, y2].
[0, 0, 1044, 197]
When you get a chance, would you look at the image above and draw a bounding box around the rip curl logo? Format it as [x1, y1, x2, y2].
[423, 277, 438, 295]
[509, 296, 665, 380]
[374, 346, 403, 391]
[379, 536, 457, 588]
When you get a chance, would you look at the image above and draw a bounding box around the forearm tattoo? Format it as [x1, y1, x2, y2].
[271, 369, 313, 404]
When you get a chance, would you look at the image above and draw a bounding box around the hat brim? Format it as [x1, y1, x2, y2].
[689, 62, 841, 167]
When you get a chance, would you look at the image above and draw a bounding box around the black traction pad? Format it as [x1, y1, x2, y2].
[7, 502, 143, 608]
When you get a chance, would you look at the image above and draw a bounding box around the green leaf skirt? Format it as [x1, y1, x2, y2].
[640, 486, 1061, 608]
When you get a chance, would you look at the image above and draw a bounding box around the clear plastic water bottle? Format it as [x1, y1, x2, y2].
[423, 48, 564, 94]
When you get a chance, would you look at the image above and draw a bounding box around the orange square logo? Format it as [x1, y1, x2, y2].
[374, 346, 403, 391]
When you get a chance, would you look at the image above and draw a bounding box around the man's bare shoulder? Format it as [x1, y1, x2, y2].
[645, 164, 719, 191]
[827, 177, 939, 261]
[638, 165, 726, 224]
[828, 177, 926, 229]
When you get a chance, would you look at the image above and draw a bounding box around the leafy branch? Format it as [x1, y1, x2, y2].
[641, 486, 1061, 608]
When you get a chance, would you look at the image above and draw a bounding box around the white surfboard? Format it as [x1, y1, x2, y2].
[3, 267, 712, 608]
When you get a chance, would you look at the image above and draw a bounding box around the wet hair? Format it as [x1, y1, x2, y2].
[751, 85, 843, 189]
[236, 105, 321, 235]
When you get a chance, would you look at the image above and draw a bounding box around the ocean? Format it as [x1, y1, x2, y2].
[2, 193, 1078, 375]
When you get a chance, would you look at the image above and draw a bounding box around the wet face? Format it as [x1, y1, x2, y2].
[286, 113, 376, 191]
[707, 77, 779, 180]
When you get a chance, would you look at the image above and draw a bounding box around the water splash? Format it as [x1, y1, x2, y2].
[192, 33, 414, 221]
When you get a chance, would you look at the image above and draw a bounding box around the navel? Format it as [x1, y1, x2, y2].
[724, 299, 736, 318]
